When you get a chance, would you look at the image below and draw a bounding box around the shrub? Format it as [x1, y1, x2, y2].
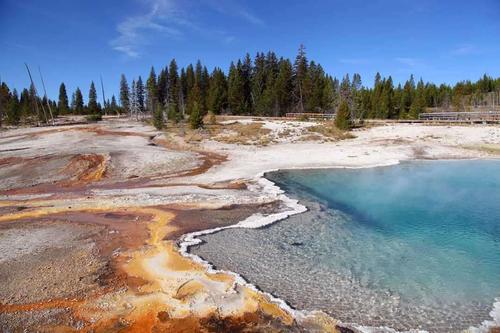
[189, 102, 204, 129]
[86, 114, 103, 122]
[205, 111, 217, 125]
[335, 101, 351, 130]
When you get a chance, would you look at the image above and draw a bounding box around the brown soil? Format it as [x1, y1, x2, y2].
[167, 202, 282, 240]
[0, 121, 341, 333]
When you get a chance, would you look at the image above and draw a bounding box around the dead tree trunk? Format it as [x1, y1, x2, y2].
[0, 75, 3, 128]
[100, 75, 107, 115]
[24, 63, 45, 126]
[38, 66, 54, 125]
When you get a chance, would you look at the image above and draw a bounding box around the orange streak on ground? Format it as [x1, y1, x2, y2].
[0, 299, 83, 313]
[0, 124, 320, 332]
[61, 154, 108, 184]
[0, 203, 297, 331]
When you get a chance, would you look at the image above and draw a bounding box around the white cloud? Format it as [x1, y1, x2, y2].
[394, 57, 428, 74]
[110, 0, 183, 58]
[110, 0, 261, 57]
[202, 0, 265, 26]
[237, 9, 264, 26]
[339, 58, 371, 65]
[451, 44, 480, 56]
[395, 57, 421, 68]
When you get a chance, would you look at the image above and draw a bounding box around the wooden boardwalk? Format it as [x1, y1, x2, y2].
[419, 111, 500, 123]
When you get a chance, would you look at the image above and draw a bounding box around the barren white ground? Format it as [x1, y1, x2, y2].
[189, 120, 500, 183]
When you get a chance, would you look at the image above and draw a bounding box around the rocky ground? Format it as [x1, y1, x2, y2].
[0, 117, 499, 333]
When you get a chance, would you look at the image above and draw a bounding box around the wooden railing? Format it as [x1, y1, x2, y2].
[285, 113, 335, 119]
[419, 111, 500, 122]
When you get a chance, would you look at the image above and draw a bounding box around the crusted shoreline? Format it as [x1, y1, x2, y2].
[180, 163, 500, 333]
[1, 118, 499, 332]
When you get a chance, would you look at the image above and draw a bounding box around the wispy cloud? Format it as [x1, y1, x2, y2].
[395, 57, 421, 68]
[110, 0, 250, 58]
[110, 0, 183, 58]
[202, 0, 265, 26]
[339, 58, 371, 65]
[450, 44, 480, 56]
[394, 57, 428, 74]
[236, 9, 264, 26]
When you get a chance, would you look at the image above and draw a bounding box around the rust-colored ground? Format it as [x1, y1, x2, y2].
[0, 122, 338, 332]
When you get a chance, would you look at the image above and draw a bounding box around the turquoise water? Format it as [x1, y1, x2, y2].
[192, 161, 500, 332]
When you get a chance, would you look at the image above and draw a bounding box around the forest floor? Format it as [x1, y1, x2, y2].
[0, 116, 499, 333]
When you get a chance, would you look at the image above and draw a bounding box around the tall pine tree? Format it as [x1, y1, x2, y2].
[73, 87, 84, 114]
[293, 44, 308, 112]
[208, 67, 227, 114]
[88, 81, 100, 115]
[58, 83, 69, 115]
[119, 74, 130, 114]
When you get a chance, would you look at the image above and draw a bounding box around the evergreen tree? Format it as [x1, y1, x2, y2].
[179, 68, 187, 115]
[321, 76, 336, 113]
[88, 81, 100, 114]
[393, 84, 403, 117]
[73, 87, 84, 114]
[274, 59, 293, 116]
[339, 74, 351, 105]
[136, 76, 145, 115]
[192, 61, 209, 114]
[307, 62, 325, 112]
[146, 66, 157, 114]
[241, 53, 253, 113]
[189, 101, 203, 129]
[20, 88, 31, 120]
[7, 89, 21, 125]
[351, 73, 362, 119]
[167, 103, 180, 123]
[380, 77, 394, 119]
[153, 101, 164, 129]
[252, 52, 267, 115]
[0, 83, 9, 126]
[208, 67, 228, 114]
[335, 100, 351, 130]
[28, 83, 43, 122]
[400, 75, 415, 118]
[409, 79, 426, 118]
[360, 87, 372, 120]
[369, 72, 382, 118]
[185, 64, 195, 103]
[119, 74, 130, 113]
[3, 49, 499, 125]
[157, 68, 169, 108]
[58, 83, 69, 115]
[293, 44, 308, 112]
[130, 79, 137, 118]
[110, 95, 119, 114]
[168, 59, 180, 120]
[228, 61, 247, 114]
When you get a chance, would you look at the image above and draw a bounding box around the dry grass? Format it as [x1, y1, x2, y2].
[168, 118, 356, 146]
[212, 122, 272, 145]
[277, 128, 293, 139]
[166, 120, 273, 146]
[298, 133, 324, 142]
[184, 131, 204, 143]
[307, 121, 355, 141]
[462, 144, 500, 155]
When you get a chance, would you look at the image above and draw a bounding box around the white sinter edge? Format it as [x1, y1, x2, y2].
[468, 299, 500, 333]
[177, 165, 498, 333]
[178, 171, 309, 318]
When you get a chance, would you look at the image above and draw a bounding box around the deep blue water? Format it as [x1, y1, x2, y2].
[192, 161, 500, 332]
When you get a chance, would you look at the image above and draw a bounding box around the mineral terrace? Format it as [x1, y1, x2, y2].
[1, 117, 499, 333]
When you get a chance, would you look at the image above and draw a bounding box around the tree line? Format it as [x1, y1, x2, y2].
[1, 45, 499, 128]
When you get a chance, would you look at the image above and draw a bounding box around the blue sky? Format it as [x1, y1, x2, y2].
[1, 0, 499, 102]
